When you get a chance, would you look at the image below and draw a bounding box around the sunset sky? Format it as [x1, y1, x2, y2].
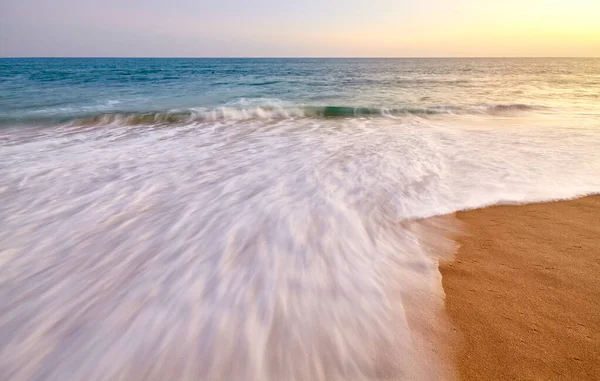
[1, 0, 599, 57]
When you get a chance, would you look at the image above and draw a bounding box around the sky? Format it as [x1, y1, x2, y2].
[1, 0, 599, 57]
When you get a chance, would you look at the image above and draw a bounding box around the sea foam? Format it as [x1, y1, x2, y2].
[1, 114, 599, 381]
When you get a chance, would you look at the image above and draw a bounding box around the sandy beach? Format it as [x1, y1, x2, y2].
[441, 196, 600, 380]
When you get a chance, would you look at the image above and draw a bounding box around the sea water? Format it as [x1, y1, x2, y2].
[1, 58, 600, 380]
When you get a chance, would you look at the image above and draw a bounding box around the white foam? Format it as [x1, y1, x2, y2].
[188, 105, 306, 121]
[0, 115, 599, 381]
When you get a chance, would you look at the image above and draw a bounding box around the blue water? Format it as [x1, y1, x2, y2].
[1, 58, 600, 381]
[2, 58, 599, 124]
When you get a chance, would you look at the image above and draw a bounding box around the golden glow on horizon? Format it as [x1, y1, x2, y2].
[418, 0, 600, 56]
[279, 0, 600, 56]
[1, 0, 599, 56]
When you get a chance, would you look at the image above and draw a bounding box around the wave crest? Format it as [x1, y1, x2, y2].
[64, 106, 437, 127]
[1, 103, 547, 128]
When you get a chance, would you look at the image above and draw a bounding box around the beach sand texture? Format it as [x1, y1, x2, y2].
[441, 196, 600, 380]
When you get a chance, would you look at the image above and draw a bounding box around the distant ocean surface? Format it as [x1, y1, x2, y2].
[2, 58, 600, 124]
[1, 58, 600, 381]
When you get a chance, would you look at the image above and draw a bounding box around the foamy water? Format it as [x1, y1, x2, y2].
[1, 58, 600, 381]
[2, 114, 600, 381]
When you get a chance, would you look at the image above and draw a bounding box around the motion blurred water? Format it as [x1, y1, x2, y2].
[1, 58, 600, 381]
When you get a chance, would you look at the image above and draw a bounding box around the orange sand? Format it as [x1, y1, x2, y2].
[441, 196, 600, 380]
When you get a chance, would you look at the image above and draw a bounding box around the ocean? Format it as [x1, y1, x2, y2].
[1, 58, 600, 381]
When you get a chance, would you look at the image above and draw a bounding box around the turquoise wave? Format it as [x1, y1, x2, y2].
[0, 104, 546, 127]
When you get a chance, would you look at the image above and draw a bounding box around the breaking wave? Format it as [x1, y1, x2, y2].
[0, 103, 549, 127]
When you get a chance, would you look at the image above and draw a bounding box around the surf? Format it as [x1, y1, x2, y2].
[2, 114, 600, 381]
[0, 102, 551, 128]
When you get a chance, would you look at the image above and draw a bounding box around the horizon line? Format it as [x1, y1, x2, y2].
[1, 56, 599, 59]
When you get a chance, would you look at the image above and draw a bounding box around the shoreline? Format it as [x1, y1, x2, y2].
[440, 196, 600, 380]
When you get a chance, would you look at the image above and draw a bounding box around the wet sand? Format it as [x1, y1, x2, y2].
[441, 196, 600, 380]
